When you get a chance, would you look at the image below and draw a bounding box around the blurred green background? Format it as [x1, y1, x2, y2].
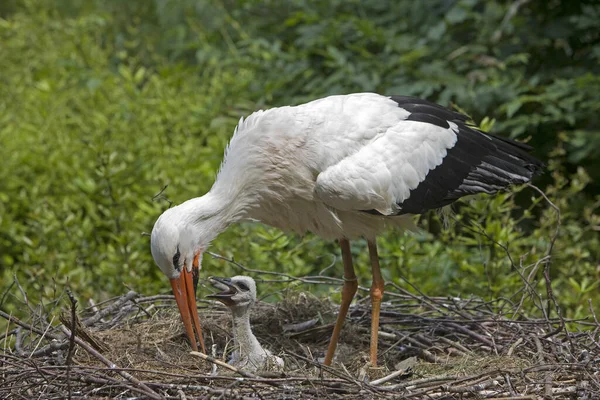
[0, 0, 598, 321]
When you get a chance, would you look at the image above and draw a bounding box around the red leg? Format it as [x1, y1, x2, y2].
[324, 238, 358, 366]
[368, 239, 384, 367]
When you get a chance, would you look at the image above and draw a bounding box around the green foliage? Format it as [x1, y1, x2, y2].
[0, 0, 598, 324]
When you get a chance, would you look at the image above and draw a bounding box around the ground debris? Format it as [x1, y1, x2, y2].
[1, 285, 599, 399]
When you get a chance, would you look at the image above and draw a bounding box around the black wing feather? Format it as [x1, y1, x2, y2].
[363, 96, 544, 215]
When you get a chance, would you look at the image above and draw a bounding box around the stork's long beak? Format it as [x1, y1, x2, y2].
[169, 252, 206, 353]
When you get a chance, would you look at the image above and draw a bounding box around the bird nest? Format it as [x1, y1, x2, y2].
[1, 274, 599, 400]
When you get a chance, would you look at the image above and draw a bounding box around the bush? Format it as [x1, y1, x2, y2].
[0, 0, 598, 324]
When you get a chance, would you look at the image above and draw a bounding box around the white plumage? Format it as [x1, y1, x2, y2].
[151, 92, 543, 366]
[207, 276, 284, 372]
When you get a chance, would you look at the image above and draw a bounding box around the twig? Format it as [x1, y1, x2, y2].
[0, 310, 62, 341]
[370, 367, 410, 386]
[81, 290, 138, 327]
[58, 325, 163, 400]
[28, 315, 55, 357]
[384, 375, 458, 391]
[13, 275, 36, 315]
[152, 184, 172, 207]
[506, 337, 523, 356]
[505, 373, 517, 396]
[438, 336, 471, 355]
[190, 350, 258, 379]
[65, 290, 77, 400]
[446, 322, 501, 351]
[444, 376, 501, 393]
[386, 329, 441, 363]
[211, 344, 218, 375]
[534, 335, 553, 399]
[14, 327, 25, 357]
[588, 299, 600, 328]
[285, 349, 366, 389]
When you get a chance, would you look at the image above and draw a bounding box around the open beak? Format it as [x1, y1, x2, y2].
[206, 277, 238, 307]
[169, 252, 206, 353]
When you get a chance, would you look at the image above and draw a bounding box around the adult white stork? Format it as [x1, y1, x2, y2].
[150, 93, 543, 366]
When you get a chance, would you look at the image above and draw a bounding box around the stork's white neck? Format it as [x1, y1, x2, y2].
[177, 184, 255, 243]
[231, 308, 264, 361]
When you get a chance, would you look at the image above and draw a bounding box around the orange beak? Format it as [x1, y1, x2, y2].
[169, 252, 206, 353]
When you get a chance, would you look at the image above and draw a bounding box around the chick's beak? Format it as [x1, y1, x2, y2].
[170, 252, 206, 353]
[206, 277, 237, 306]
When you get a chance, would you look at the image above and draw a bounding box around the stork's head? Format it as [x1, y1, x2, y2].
[207, 276, 257, 311]
[150, 202, 221, 354]
[150, 207, 206, 280]
[151, 192, 235, 353]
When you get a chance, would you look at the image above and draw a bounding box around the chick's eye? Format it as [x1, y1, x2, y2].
[237, 282, 249, 292]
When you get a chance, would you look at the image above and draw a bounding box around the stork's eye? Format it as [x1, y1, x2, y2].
[237, 282, 250, 292]
[172, 246, 181, 271]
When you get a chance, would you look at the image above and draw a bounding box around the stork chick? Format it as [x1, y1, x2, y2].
[207, 275, 284, 372]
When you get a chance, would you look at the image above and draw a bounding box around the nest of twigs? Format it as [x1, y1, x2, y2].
[1, 273, 599, 400]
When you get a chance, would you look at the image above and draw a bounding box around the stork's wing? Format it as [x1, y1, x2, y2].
[314, 96, 543, 215]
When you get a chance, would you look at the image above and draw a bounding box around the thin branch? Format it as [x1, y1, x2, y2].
[65, 290, 77, 400]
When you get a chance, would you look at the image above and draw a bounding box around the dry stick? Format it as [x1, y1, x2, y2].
[0, 310, 62, 341]
[438, 336, 471, 355]
[189, 351, 257, 379]
[129, 297, 154, 320]
[13, 275, 36, 316]
[527, 185, 564, 320]
[87, 298, 102, 321]
[486, 397, 537, 400]
[43, 363, 357, 388]
[370, 368, 410, 386]
[285, 349, 366, 390]
[383, 375, 458, 391]
[505, 373, 518, 396]
[588, 299, 600, 328]
[534, 335, 553, 399]
[58, 324, 163, 400]
[30, 339, 69, 358]
[515, 256, 550, 319]
[506, 337, 523, 357]
[14, 328, 25, 357]
[445, 321, 501, 351]
[134, 294, 180, 304]
[82, 290, 138, 327]
[445, 376, 501, 393]
[147, 382, 253, 399]
[389, 280, 452, 318]
[399, 373, 501, 399]
[28, 315, 56, 357]
[524, 363, 589, 373]
[459, 219, 547, 318]
[387, 329, 440, 363]
[51, 368, 166, 399]
[65, 290, 77, 400]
